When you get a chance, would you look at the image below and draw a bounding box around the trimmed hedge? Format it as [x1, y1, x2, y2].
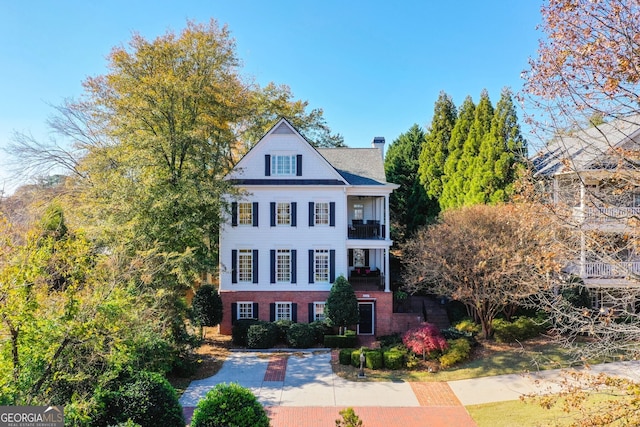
[247, 322, 279, 349]
[439, 338, 472, 368]
[383, 350, 405, 370]
[324, 334, 358, 349]
[350, 349, 383, 370]
[286, 323, 315, 348]
[339, 348, 354, 365]
[232, 319, 260, 346]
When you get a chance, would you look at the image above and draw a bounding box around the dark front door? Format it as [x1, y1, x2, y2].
[358, 302, 374, 335]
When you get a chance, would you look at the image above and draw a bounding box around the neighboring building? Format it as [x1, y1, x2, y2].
[533, 115, 640, 310]
[218, 118, 427, 336]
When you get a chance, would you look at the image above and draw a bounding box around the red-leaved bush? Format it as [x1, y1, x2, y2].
[402, 323, 448, 360]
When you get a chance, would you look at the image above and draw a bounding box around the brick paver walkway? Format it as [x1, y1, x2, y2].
[263, 354, 289, 381]
[410, 381, 463, 406]
[267, 405, 476, 427]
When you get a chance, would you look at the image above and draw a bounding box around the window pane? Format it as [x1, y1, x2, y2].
[314, 302, 325, 321]
[238, 249, 253, 282]
[239, 203, 252, 225]
[238, 302, 253, 319]
[271, 155, 297, 176]
[276, 302, 291, 321]
[276, 249, 291, 282]
[354, 204, 364, 220]
[277, 202, 291, 225]
[315, 249, 329, 282]
[315, 202, 329, 225]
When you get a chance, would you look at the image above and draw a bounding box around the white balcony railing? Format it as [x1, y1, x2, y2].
[574, 207, 640, 223]
[583, 262, 640, 278]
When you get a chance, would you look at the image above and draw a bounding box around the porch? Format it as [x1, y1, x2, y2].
[583, 262, 640, 279]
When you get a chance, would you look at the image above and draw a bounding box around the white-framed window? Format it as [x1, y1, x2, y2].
[314, 249, 329, 283]
[238, 202, 253, 225]
[271, 155, 297, 176]
[315, 202, 329, 225]
[313, 302, 325, 321]
[353, 249, 365, 267]
[238, 302, 254, 320]
[276, 249, 291, 282]
[277, 202, 291, 225]
[238, 249, 253, 282]
[275, 302, 292, 321]
[353, 203, 364, 221]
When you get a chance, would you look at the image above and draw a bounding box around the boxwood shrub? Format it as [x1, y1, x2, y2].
[286, 323, 316, 348]
[232, 319, 261, 346]
[324, 334, 358, 348]
[383, 350, 405, 370]
[247, 322, 279, 349]
[492, 316, 544, 343]
[439, 338, 472, 368]
[339, 348, 354, 365]
[191, 383, 269, 427]
[365, 349, 383, 370]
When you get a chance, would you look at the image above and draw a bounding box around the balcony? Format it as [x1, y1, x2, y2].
[348, 274, 385, 291]
[348, 220, 386, 240]
[583, 262, 640, 278]
[574, 207, 640, 223]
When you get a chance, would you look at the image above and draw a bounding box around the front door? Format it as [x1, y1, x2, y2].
[357, 302, 374, 335]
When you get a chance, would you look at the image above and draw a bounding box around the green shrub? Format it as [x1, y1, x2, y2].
[191, 284, 223, 328]
[335, 407, 363, 427]
[247, 322, 279, 349]
[191, 383, 269, 427]
[286, 323, 316, 348]
[492, 316, 544, 343]
[378, 333, 402, 348]
[351, 349, 365, 367]
[232, 319, 260, 346]
[93, 371, 184, 427]
[365, 349, 383, 370]
[339, 348, 354, 365]
[274, 319, 293, 343]
[324, 334, 358, 348]
[439, 338, 472, 368]
[383, 350, 405, 370]
[309, 320, 331, 344]
[454, 318, 481, 335]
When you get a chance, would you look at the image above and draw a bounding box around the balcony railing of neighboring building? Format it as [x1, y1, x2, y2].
[347, 220, 386, 239]
[583, 262, 640, 278]
[573, 207, 640, 223]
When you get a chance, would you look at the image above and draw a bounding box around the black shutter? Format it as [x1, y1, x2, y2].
[291, 202, 297, 227]
[231, 250, 237, 284]
[309, 202, 314, 226]
[231, 202, 238, 226]
[349, 249, 354, 267]
[231, 303, 237, 325]
[270, 202, 276, 227]
[253, 202, 259, 227]
[253, 302, 259, 320]
[252, 249, 259, 284]
[270, 250, 276, 284]
[308, 250, 314, 284]
[308, 303, 314, 323]
[265, 155, 271, 176]
[292, 303, 298, 322]
[291, 250, 297, 284]
[329, 202, 335, 227]
[270, 303, 276, 322]
[296, 154, 302, 176]
[365, 249, 370, 266]
[330, 249, 336, 283]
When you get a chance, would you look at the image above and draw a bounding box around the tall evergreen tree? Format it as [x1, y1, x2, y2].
[440, 96, 476, 210]
[460, 90, 494, 206]
[468, 87, 527, 204]
[385, 124, 433, 240]
[418, 91, 457, 200]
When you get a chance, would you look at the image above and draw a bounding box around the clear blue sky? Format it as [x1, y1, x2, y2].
[0, 0, 543, 190]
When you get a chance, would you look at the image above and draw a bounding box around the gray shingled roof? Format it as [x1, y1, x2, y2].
[533, 115, 640, 176]
[317, 148, 389, 185]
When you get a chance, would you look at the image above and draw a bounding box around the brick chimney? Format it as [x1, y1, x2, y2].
[372, 137, 385, 159]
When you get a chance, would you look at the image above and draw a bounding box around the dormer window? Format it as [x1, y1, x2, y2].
[265, 154, 302, 176]
[272, 155, 297, 175]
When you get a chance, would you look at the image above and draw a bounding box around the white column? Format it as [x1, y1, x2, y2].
[385, 194, 390, 240]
